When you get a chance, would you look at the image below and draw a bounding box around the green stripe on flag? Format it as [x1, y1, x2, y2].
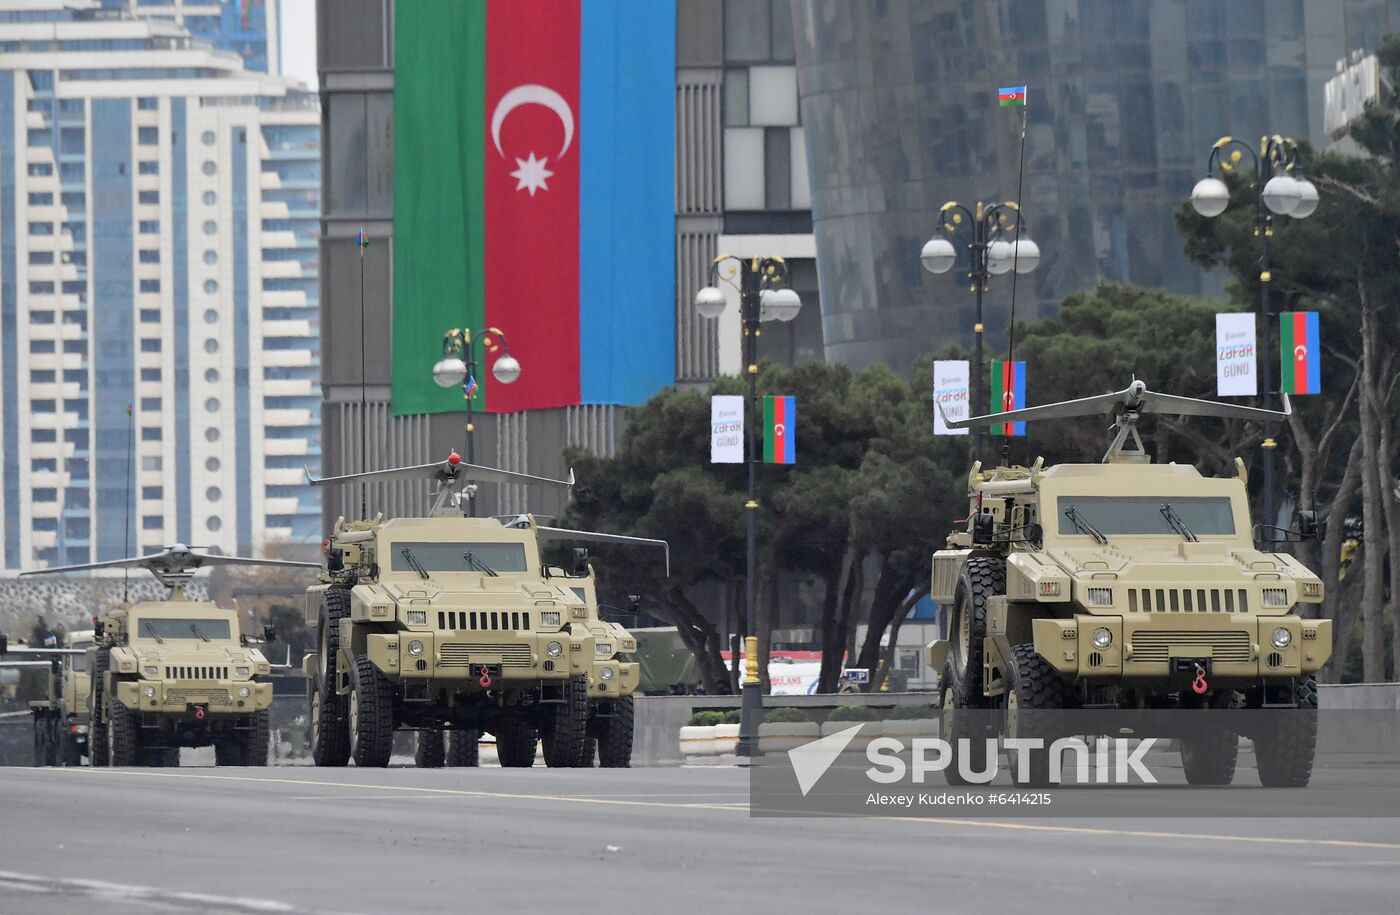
[1279, 313, 1296, 394]
[763, 396, 775, 463]
[392, 0, 487, 415]
[989, 361, 1005, 435]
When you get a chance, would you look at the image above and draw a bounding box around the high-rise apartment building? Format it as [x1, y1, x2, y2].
[0, 0, 320, 570]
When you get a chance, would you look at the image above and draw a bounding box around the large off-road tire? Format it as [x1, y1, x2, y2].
[318, 588, 351, 690]
[245, 710, 271, 767]
[541, 676, 590, 768]
[594, 697, 634, 768]
[88, 651, 110, 767]
[1005, 643, 1073, 788]
[33, 715, 57, 767]
[1253, 677, 1318, 788]
[349, 656, 395, 768]
[1179, 690, 1240, 786]
[141, 747, 179, 767]
[310, 681, 350, 767]
[447, 730, 480, 767]
[939, 658, 993, 786]
[494, 715, 538, 768]
[948, 556, 1005, 699]
[415, 729, 446, 768]
[107, 696, 141, 767]
[61, 731, 82, 767]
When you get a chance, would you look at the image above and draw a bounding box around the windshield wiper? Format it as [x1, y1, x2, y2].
[1159, 503, 1199, 542]
[463, 552, 498, 577]
[141, 620, 164, 644]
[189, 623, 210, 642]
[400, 546, 430, 579]
[1063, 506, 1108, 545]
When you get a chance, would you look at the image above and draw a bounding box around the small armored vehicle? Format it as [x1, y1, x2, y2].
[21, 545, 318, 766]
[305, 453, 663, 768]
[0, 632, 93, 765]
[931, 381, 1331, 786]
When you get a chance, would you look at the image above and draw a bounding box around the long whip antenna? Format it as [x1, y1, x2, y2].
[123, 402, 133, 602]
[357, 228, 368, 520]
[1004, 89, 1029, 465]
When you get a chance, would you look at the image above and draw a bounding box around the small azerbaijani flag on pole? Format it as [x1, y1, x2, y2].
[1279, 311, 1321, 395]
[990, 361, 1027, 436]
[463, 375, 478, 400]
[356, 227, 368, 249]
[763, 396, 796, 464]
[999, 85, 1027, 106]
[125, 402, 132, 417]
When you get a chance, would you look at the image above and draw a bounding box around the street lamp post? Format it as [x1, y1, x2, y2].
[1191, 136, 1318, 548]
[694, 256, 801, 758]
[432, 326, 522, 515]
[920, 201, 1040, 462]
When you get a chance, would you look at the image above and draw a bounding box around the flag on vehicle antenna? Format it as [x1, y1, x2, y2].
[998, 85, 1026, 106]
[989, 361, 1026, 436]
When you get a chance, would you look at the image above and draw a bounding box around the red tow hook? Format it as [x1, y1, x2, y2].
[1191, 664, 1209, 695]
[478, 669, 492, 689]
[194, 705, 207, 721]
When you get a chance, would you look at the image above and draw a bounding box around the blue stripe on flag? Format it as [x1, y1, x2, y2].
[999, 85, 1026, 95]
[1305, 311, 1321, 394]
[579, 0, 677, 405]
[1012, 362, 1026, 436]
[783, 396, 796, 463]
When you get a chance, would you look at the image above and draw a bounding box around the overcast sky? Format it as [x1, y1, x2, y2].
[279, 0, 318, 90]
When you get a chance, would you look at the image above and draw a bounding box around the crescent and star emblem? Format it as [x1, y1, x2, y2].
[490, 84, 575, 197]
[1294, 344, 1307, 360]
[774, 423, 786, 436]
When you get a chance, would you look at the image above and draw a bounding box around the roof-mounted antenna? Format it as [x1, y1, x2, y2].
[123, 401, 134, 603]
[356, 228, 370, 520]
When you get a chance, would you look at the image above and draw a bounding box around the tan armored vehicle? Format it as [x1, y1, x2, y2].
[21, 546, 318, 766]
[931, 381, 1331, 787]
[304, 453, 662, 768]
[0, 631, 92, 765]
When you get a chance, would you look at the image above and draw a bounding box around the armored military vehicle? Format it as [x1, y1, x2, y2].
[930, 381, 1331, 787]
[21, 545, 318, 766]
[304, 453, 663, 769]
[0, 633, 92, 765]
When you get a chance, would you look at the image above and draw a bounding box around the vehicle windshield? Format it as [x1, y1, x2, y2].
[387, 541, 530, 573]
[1056, 496, 1236, 536]
[70, 643, 93, 672]
[132, 618, 233, 640]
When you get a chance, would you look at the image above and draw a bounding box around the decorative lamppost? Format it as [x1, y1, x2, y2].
[1191, 135, 1318, 548]
[432, 327, 521, 515]
[694, 256, 800, 758]
[920, 201, 1040, 461]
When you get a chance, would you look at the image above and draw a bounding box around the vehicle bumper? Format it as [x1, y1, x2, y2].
[1032, 614, 1332, 681]
[366, 631, 591, 683]
[115, 680, 275, 713]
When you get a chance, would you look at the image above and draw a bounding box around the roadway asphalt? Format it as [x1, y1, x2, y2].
[1, 764, 1398, 914]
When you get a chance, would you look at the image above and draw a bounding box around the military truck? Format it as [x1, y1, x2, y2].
[930, 381, 1331, 787]
[0, 633, 91, 765]
[304, 452, 663, 769]
[21, 545, 319, 766]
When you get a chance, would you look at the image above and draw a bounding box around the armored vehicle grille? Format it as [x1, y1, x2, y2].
[438, 611, 531, 631]
[165, 688, 232, 706]
[1126, 588, 1249, 614]
[166, 666, 230, 680]
[438, 643, 534, 668]
[1129, 630, 1252, 663]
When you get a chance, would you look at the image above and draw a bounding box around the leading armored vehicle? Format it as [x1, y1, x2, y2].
[930, 381, 1331, 787]
[305, 453, 664, 768]
[21, 545, 319, 766]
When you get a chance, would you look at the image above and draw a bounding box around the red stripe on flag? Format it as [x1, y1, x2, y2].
[772, 396, 787, 463]
[484, 0, 582, 412]
[1001, 360, 1015, 435]
[1292, 310, 1309, 394]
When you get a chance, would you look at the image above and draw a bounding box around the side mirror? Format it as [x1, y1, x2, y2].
[326, 548, 344, 573]
[1294, 510, 1319, 542]
[972, 512, 995, 545]
[1023, 522, 1043, 546]
[626, 594, 642, 614]
[571, 547, 589, 577]
[263, 625, 277, 643]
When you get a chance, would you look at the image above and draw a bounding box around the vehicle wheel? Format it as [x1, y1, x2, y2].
[541, 676, 590, 768]
[1005, 643, 1072, 788]
[948, 556, 1005, 700]
[349, 656, 395, 768]
[89, 651, 110, 767]
[939, 658, 993, 786]
[107, 696, 141, 767]
[1179, 690, 1239, 786]
[32, 715, 54, 766]
[494, 716, 538, 768]
[214, 737, 246, 766]
[310, 679, 350, 767]
[245, 710, 271, 767]
[415, 729, 445, 768]
[1253, 676, 1318, 788]
[319, 589, 352, 692]
[446, 730, 480, 767]
[61, 732, 82, 767]
[595, 697, 634, 768]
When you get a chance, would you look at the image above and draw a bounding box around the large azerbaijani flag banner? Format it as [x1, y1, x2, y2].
[392, 0, 676, 415]
[989, 360, 1026, 437]
[1279, 311, 1321, 395]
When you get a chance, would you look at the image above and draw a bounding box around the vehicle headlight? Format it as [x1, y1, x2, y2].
[600, 666, 614, 681]
[546, 640, 563, 658]
[1091, 628, 1113, 649]
[142, 685, 156, 698]
[142, 665, 158, 677]
[235, 666, 250, 677]
[407, 640, 424, 657]
[540, 610, 562, 628]
[594, 643, 613, 659]
[407, 610, 427, 626]
[238, 686, 251, 698]
[1271, 627, 1292, 649]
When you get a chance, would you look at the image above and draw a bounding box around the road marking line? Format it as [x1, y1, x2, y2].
[21, 767, 1400, 852]
[0, 869, 353, 915]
